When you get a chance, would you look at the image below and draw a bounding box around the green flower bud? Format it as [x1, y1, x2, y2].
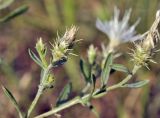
[35, 38, 46, 56]
[43, 74, 55, 89]
[87, 45, 97, 65]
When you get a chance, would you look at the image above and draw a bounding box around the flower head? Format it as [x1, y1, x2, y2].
[96, 7, 142, 48]
[51, 26, 78, 66]
[130, 10, 160, 69]
[129, 43, 155, 69]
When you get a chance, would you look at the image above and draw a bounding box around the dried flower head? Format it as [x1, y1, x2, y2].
[96, 7, 142, 49]
[142, 10, 160, 51]
[51, 26, 78, 66]
[130, 10, 160, 69]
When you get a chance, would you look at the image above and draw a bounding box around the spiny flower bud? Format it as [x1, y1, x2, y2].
[130, 10, 160, 69]
[51, 26, 78, 66]
[87, 44, 97, 65]
[130, 43, 155, 69]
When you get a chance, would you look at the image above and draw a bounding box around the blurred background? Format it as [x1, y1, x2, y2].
[0, 0, 160, 118]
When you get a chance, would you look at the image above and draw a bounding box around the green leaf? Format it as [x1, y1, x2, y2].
[0, 5, 28, 23]
[0, 0, 14, 10]
[2, 86, 18, 107]
[112, 64, 130, 74]
[56, 83, 72, 107]
[91, 74, 96, 92]
[2, 86, 23, 118]
[122, 80, 149, 88]
[101, 53, 113, 87]
[80, 59, 91, 83]
[28, 49, 44, 68]
[87, 74, 96, 100]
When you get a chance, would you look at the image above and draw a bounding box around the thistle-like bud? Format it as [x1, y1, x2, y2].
[87, 45, 97, 65]
[130, 10, 160, 68]
[51, 26, 78, 66]
[130, 43, 154, 69]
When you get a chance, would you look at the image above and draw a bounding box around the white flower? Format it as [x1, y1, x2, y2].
[96, 7, 142, 48]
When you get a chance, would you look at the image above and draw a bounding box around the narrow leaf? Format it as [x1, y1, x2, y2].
[0, 0, 14, 10]
[2, 86, 23, 118]
[56, 83, 72, 107]
[122, 80, 149, 88]
[88, 74, 96, 100]
[28, 49, 44, 68]
[91, 74, 96, 92]
[112, 64, 130, 74]
[2, 86, 18, 106]
[0, 5, 28, 23]
[80, 59, 91, 83]
[101, 53, 113, 87]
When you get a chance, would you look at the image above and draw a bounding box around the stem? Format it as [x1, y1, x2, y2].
[35, 97, 81, 118]
[34, 65, 141, 118]
[118, 65, 140, 85]
[27, 86, 44, 118]
[19, 113, 23, 118]
[16, 107, 23, 118]
[27, 64, 52, 118]
[106, 65, 141, 91]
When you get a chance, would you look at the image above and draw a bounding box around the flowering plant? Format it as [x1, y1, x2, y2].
[1, 7, 160, 118]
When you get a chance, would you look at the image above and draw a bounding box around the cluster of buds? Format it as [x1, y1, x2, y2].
[33, 26, 79, 90]
[130, 10, 160, 68]
[51, 26, 78, 66]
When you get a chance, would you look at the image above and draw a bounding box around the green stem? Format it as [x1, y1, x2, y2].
[27, 64, 52, 118]
[106, 65, 141, 91]
[27, 86, 44, 118]
[35, 97, 81, 118]
[15, 105, 23, 118]
[19, 113, 23, 118]
[118, 65, 141, 85]
[34, 65, 141, 118]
